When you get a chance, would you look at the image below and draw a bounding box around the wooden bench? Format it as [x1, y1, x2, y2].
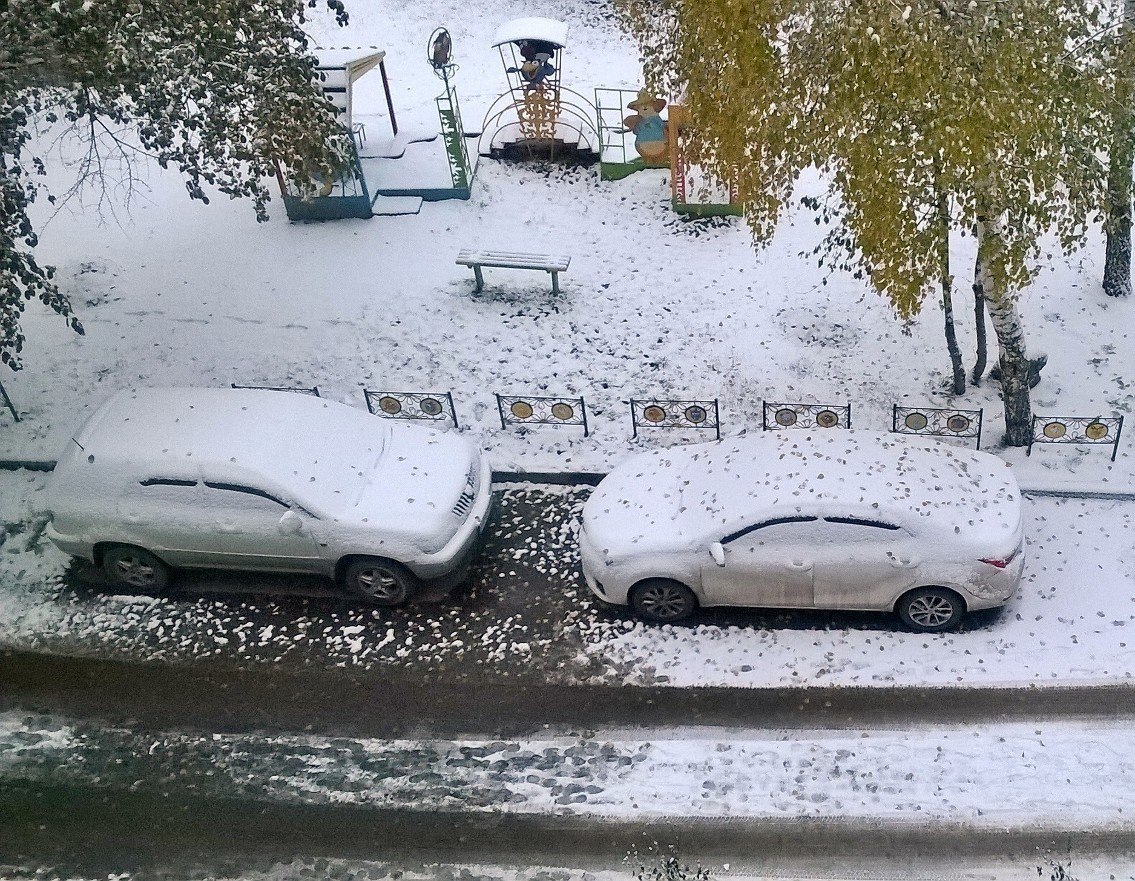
[456, 250, 571, 295]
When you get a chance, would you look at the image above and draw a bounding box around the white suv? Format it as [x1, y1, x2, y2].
[43, 387, 493, 604]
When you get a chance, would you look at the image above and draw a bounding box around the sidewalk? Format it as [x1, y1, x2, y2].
[4, 710, 1135, 860]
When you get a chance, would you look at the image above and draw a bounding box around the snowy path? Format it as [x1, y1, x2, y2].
[2, 710, 1133, 826]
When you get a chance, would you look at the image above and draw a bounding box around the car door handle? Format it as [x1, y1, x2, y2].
[889, 556, 920, 568]
[786, 560, 812, 571]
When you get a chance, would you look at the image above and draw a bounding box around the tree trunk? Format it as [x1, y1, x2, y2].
[1104, 0, 1135, 298]
[975, 213, 1032, 446]
[970, 247, 989, 385]
[935, 171, 966, 394]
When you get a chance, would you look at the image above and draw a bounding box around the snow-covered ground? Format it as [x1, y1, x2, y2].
[3, 709, 1134, 825]
[2, 474, 1133, 689]
[3, 0, 1131, 496]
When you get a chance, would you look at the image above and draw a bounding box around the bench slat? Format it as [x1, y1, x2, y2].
[457, 250, 570, 271]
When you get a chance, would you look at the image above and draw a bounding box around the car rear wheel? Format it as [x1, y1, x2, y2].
[630, 579, 698, 623]
[896, 587, 965, 633]
[102, 545, 171, 594]
[342, 558, 416, 606]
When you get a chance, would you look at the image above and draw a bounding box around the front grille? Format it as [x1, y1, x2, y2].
[452, 490, 475, 517]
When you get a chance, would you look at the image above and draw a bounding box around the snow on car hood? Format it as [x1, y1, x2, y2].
[347, 423, 476, 548]
[583, 431, 1023, 559]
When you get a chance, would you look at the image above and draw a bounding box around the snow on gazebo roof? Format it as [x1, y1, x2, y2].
[491, 17, 568, 49]
[314, 48, 385, 76]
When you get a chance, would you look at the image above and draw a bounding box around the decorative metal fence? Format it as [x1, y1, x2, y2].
[763, 401, 851, 431]
[364, 390, 459, 428]
[1027, 415, 1125, 462]
[208, 384, 1128, 463]
[892, 405, 983, 449]
[630, 399, 720, 440]
[496, 394, 589, 436]
[231, 384, 321, 397]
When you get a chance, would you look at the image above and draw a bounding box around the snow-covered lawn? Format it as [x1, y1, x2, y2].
[2, 0, 1130, 496]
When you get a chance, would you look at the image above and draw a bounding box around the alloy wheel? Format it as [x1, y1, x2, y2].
[637, 583, 691, 620]
[906, 594, 956, 628]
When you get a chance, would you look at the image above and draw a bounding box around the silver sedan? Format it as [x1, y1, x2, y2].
[579, 431, 1024, 632]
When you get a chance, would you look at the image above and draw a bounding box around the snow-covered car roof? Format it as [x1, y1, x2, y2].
[491, 17, 568, 48]
[585, 430, 1022, 552]
[69, 387, 398, 517]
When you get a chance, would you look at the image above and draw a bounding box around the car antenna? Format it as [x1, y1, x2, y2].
[71, 437, 84, 451]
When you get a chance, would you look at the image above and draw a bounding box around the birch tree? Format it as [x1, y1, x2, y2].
[623, 0, 1110, 445]
[1103, 0, 1135, 298]
[0, 0, 353, 369]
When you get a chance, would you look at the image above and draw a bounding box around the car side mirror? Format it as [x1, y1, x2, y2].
[278, 510, 304, 535]
[709, 542, 726, 567]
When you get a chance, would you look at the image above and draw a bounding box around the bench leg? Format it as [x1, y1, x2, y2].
[550, 271, 560, 295]
[472, 265, 484, 293]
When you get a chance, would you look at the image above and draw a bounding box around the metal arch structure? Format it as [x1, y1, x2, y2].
[480, 17, 598, 162]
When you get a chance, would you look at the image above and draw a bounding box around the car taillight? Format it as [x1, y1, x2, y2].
[980, 548, 1020, 569]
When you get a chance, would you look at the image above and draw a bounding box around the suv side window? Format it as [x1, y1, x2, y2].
[201, 482, 317, 518]
[203, 482, 288, 507]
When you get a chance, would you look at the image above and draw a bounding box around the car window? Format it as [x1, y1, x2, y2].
[824, 516, 902, 531]
[723, 516, 819, 545]
[202, 481, 290, 515]
[123, 480, 201, 507]
[819, 517, 908, 543]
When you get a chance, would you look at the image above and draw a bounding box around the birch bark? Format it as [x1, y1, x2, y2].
[1104, 0, 1135, 298]
[975, 212, 1033, 446]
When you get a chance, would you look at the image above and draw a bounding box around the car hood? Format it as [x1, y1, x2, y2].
[339, 426, 478, 552]
[581, 448, 697, 559]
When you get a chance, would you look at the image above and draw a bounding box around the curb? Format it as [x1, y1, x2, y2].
[5, 781, 1135, 863]
[5, 649, 1135, 739]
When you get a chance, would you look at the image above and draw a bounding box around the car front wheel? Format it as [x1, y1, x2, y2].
[630, 579, 698, 624]
[342, 558, 416, 606]
[102, 545, 171, 594]
[896, 587, 965, 633]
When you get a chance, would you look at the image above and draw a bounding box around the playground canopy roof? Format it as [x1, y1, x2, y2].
[315, 48, 386, 77]
[491, 17, 568, 49]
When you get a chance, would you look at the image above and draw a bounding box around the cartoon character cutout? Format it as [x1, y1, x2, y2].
[623, 90, 668, 162]
[508, 39, 557, 91]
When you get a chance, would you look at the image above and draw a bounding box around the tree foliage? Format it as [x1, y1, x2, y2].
[0, 0, 353, 369]
[625, 0, 1108, 317]
[622, 0, 1118, 443]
